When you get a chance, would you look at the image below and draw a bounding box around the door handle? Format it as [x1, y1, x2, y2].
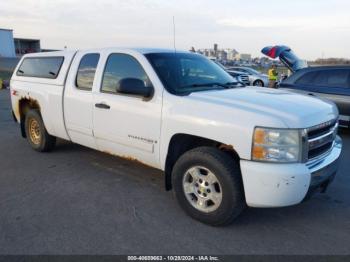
[95, 103, 110, 109]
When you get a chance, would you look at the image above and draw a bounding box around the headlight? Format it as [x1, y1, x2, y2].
[252, 127, 302, 163]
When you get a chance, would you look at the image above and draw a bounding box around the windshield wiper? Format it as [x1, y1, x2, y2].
[223, 81, 246, 88]
[181, 82, 243, 89]
[181, 82, 226, 89]
[178, 81, 245, 95]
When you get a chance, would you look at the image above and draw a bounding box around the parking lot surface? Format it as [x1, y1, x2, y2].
[0, 89, 349, 255]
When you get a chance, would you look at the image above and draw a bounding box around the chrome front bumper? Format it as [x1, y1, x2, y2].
[305, 136, 342, 197]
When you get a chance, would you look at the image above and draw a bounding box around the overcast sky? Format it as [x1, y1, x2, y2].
[1, 0, 349, 60]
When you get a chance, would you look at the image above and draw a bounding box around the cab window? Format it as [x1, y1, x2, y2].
[76, 53, 100, 90]
[101, 54, 151, 93]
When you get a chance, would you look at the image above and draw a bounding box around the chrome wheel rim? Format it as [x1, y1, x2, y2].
[29, 118, 41, 145]
[254, 81, 263, 86]
[182, 166, 222, 213]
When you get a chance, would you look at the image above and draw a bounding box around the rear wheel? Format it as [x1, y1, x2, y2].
[25, 109, 56, 152]
[172, 147, 245, 226]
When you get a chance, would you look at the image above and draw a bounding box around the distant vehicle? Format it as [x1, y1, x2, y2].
[279, 66, 350, 127]
[10, 48, 342, 226]
[261, 45, 308, 72]
[262, 45, 350, 127]
[229, 67, 269, 87]
[225, 69, 250, 86]
[212, 61, 250, 86]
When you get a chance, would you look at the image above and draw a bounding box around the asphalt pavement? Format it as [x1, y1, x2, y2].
[0, 89, 349, 255]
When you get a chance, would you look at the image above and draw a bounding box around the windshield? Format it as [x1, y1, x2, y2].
[146, 52, 236, 95]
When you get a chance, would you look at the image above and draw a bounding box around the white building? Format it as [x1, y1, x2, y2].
[0, 28, 16, 57]
[225, 49, 239, 61]
[235, 53, 252, 61]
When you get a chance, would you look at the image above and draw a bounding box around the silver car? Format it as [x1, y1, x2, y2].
[230, 67, 269, 87]
[213, 61, 250, 86]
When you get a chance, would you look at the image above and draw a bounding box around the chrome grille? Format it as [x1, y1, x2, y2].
[238, 74, 250, 85]
[306, 119, 338, 161]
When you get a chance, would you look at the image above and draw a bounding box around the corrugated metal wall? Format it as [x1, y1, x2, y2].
[0, 29, 16, 58]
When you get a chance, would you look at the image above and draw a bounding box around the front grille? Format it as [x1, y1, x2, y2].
[239, 75, 250, 84]
[308, 141, 333, 159]
[306, 119, 338, 161]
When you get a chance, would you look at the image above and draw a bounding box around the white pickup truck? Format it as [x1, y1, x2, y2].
[10, 48, 342, 226]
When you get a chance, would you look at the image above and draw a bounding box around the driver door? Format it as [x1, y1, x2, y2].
[92, 50, 162, 168]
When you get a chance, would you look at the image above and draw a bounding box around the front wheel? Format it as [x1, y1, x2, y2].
[253, 80, 264, 87]
[25, 109, 56, 152]
[172, 147, 245, 226]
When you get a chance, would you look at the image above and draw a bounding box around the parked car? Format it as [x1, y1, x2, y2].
[279, 66, 350, 127]
[261, 45, 308, 72]
[10, 48, 342, 226]
[229, 66, 269, 87]
[225, 69, 250, 86]
[212, 60, 250, 86]
[262, 45, 350, 127]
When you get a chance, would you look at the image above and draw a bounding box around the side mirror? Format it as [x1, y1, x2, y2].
[116, 78, 153, 98]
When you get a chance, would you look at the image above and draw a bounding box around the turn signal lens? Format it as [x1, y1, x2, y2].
[252, 145, 266, 159]
[253, 129, 266, 144]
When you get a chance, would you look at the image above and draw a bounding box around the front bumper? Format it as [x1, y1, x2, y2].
[240, 136, 342, 208]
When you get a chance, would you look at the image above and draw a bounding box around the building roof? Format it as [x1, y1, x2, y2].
[0, 28, 13, 32]
[14, 38, 40, 42]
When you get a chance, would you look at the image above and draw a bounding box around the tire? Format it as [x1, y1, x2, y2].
[172, 147, 245, 226]
[253, 80, 264, 87]
[25, 109, 56, 152]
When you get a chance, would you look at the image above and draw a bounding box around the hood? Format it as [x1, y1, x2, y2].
[261, 45, 308, 72]
[226, 69, 245, 76]
[188, 87, 338, 128]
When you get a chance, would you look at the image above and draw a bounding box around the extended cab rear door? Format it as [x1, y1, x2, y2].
[92, 49, 163, 168]
[64, 50, 101, 148]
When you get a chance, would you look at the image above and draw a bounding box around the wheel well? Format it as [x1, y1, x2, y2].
[164, 134, 240, 190]
[19, 98, 41, 138]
